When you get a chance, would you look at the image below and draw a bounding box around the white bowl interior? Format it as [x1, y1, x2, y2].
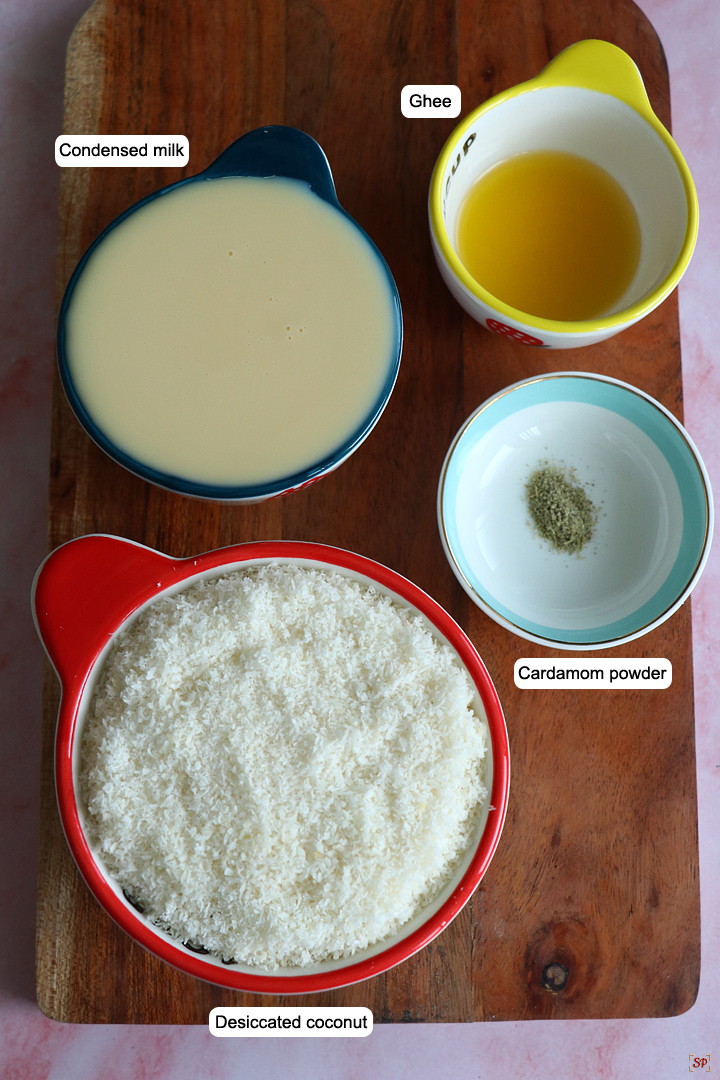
[440, 87, 688, 314]
[448, 402, 682, 627]
[71, 556, 495, 985]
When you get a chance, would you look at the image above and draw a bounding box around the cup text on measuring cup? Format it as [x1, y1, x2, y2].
[442, 133, 476, 213]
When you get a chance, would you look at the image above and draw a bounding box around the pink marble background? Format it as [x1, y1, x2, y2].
[1, 1, 718, 1076]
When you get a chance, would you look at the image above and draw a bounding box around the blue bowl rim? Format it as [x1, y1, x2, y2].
[437, 371, 714, 650]
[56, 125, 403, 501]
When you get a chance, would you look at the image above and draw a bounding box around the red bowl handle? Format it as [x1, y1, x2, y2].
[32, 535, 177, 687]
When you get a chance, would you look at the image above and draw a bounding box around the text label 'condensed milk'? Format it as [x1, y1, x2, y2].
[55, 136, 189, 167]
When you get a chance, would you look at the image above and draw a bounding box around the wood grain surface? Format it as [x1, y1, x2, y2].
[38, 0, 700, 1023]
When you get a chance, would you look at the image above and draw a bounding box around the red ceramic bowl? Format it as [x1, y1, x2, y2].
[32, 535, 509, 993]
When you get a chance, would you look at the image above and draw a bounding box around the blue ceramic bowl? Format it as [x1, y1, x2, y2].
[438, 372, 713, 650]
[57, 127, 403, 502]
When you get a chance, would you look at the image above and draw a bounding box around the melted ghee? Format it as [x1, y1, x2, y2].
[455, 150, 641, 322]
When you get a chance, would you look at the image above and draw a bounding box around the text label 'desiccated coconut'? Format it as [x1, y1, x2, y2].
[210, 1007, 373, 1037]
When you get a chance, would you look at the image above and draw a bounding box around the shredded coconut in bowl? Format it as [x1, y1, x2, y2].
[79, 564, 488, 969]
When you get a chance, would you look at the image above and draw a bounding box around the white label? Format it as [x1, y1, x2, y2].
[514, 658, 672, 690]
[209, 1006, 373, 1037]
[55, 135, 189, 167]
[401, 85, 461, 118]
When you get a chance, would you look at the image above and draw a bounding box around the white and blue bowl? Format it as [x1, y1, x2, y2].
[57, 126, 402, 503]
[438, 373, 713, 650]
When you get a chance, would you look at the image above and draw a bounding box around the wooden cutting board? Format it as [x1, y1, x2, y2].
[38, 0, 700, 1023]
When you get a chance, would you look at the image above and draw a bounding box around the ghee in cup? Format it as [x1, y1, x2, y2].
[429, 40, 698, 349]
[455, 150, 641, 322]
[63, 175, 398, 489]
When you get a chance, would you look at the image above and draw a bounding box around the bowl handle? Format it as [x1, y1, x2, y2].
[533, 39, 654, 119]
[32, 535, 176, 688]
[201, 125, 338, 204]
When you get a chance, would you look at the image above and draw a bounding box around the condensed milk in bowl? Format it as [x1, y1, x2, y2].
[429, 40, 698, 349]
[58, 126, 402, 501]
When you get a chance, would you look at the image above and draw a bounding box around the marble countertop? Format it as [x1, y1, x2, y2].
[1, 0, 717, 1075]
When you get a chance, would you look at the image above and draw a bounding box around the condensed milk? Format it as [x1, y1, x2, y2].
[63, 176, 397, 487]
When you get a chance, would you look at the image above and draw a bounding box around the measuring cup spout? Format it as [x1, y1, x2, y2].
[32, 535, 176, 688]
[534, 39, 653, 118]
[202, 125, 338, 204]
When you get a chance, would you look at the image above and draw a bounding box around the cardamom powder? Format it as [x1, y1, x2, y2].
[525, 464, 597, 555]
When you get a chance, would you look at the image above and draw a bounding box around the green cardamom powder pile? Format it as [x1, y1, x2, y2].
[525, 464, 597, 555]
